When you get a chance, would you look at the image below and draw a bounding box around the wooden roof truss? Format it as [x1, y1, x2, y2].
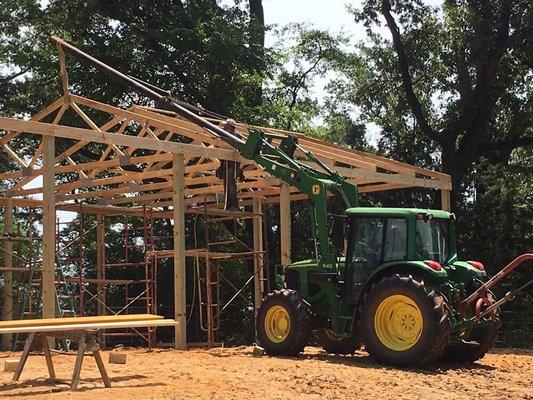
[0, 89, 451, 214]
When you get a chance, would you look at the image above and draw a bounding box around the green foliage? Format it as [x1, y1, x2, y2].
[458, 150, 532, 300]
[337, 0, 531, 196]
[258, 25, 348, 131]
[0, 0, 268, 117]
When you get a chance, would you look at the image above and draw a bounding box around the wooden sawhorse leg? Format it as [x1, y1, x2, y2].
[70, 331, 111, 391]
[70, 333, 87, 391]
[12, 333, 57, 382]
[88, 335, 111, 388]
[12, 332, 35, 382]
[41, 335, 56, 380]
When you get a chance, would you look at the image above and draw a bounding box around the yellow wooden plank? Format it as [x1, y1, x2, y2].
[0, 314, 163, 329]
[0, 318, 177, 335]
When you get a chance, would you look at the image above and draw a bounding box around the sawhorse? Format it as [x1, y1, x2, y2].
[12, 329, 111, 391]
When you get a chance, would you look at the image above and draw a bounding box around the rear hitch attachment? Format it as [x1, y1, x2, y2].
[458, 253, 533, 320]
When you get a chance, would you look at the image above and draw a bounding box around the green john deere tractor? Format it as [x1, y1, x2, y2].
[52, 37, 530, 368]
[257, 208, 504, 366]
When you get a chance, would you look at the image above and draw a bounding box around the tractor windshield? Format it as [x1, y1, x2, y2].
[415, 218, 450, 263]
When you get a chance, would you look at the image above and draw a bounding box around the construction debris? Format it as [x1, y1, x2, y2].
[252, 345, 265, 357]
[109, 352, 127, 365]
[4, 359, 18, 372]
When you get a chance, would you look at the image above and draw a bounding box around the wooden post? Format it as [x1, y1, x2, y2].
[172, 153, 186, 350]
[2, 197, 13, 350]
[441, 189, 451, 212]
[56, 43, 70, 99]
[253, 197, 264, 317]
[42, 136, 56, 329]
[279, 183, 291, 266]
[96, 214, 106, 345]
[96, 214, 105, 316]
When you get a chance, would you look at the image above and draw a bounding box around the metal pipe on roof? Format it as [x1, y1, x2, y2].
[49, 36, 245, 149]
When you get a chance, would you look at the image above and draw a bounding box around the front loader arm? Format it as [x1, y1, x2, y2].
[243, 130, 358, 268]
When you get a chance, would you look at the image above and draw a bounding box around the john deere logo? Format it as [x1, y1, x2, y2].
[312, 184, 320, 195]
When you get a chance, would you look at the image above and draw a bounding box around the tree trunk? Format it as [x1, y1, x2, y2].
[441, 143, 460, 211]
[248, 0, 265, 108]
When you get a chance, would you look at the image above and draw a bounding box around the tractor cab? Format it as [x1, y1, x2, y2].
[342, 208, 457, 304]
[345, 208, 456, 267]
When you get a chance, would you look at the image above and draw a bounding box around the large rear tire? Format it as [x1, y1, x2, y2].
[440, 323, 499, 364]
[316, 329, 362, 355]
[256, 289, 311, 356]
[360, 274, 451, 367]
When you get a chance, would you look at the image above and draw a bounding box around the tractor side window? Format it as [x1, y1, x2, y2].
[383, 218, 407, 262]
[352, 218, 384, 267]
[416, 219, 450, 263]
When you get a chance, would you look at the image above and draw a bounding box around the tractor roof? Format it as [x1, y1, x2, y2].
[345, 207, 452, 219]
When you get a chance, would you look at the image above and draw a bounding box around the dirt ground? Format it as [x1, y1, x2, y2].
[0, 346, 531, 400]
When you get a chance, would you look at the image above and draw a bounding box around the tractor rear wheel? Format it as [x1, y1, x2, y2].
[316, 329, 362, 355]
[440, 323, 499, 364]
[360, 274, 451, 366]
[256, 289, 311, 356]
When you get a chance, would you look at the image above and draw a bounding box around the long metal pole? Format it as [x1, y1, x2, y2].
[49, 36, 245, 149]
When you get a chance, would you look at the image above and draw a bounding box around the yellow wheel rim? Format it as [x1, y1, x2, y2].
[374, 294, 423, 351]
[264, 305, 291, 343]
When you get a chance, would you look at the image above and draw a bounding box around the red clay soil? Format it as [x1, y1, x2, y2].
[0, 346, 531, 399]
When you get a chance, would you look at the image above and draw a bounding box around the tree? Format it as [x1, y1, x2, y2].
[260, 26, 347, 131]
[340, 0, 532, 209]
[0, 1, 268, 122]
[248, 0, 265, 107]
[332, 0, 532, 336]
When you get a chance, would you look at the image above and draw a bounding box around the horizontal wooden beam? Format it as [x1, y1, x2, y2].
[0, 318, 178, 335]
[358, 183, 411, 192]
[0, 314, 163, 330]
[0, 117, 245, 162]
[12, 160, 222, 197]
[301, 161, 451, 190]
[0, 196, 147, 216]
[0, 152, 173, 181]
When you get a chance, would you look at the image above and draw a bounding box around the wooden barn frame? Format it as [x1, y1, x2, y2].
[0, 49, 451, 350]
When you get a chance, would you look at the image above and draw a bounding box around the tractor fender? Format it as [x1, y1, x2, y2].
[355, 261, 448, 307]
[451, 261, 487, 283]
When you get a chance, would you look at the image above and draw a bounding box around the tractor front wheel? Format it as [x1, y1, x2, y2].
[360, 274, 451, 366]
[256, 289, 311, 356]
